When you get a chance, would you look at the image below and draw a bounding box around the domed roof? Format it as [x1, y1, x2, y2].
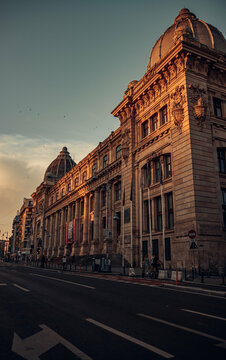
[147, 8, 226, 70]
[44, 147, 76, 182]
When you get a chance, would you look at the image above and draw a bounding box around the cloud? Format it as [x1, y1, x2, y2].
[0, 134, 96, 236]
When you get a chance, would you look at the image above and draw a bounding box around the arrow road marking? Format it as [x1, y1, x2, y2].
[12, 324, 92, 360]
[181, 309, 226, 321]
[86, 318, 174, 358]
[13, 283, 30, 292]
[30, 273, 95, 289]
[138, 313, 226, 348]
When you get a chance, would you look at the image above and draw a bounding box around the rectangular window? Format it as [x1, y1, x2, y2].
[67, 183, 71, 192]
[213, 97, 222, 117]
[155, 159, 160, 183]
[165, 154, 171, 178]
[152, 239, 159, 257]
[102, 216, 106, 229]
[116, 145, 122, 160]
[115, 181, 121, 201]
[217, 148, 226, 173]
[165, 238, 171, 261]
[156, 196, 162, 231]
[92, 163, 97, 177]
[83, 171, 87, 182]
[124, 208, 130, 223]
[61, 188, 65, 197]
[74, 177, 79, 187]
[166, 193, 174, 229]
[144, 199, 152, 233]
[142, 240, 148, 260]
[116, 211, 121, 235]
[151, 113, 158, 131]
[91, 221, 94, 240]
[102, 188, 106, 207]
[221, 189, 226, 227]
[141, 120, 149, 138]
[161, 106, 168, 125]
[142, 163, 151, 187]
[80, 200, 84, 216]
[80, 224, 83, 241]
[56, 192, 59, 201]
[103, 155, 108, 169]
[90, 196, 94, 212]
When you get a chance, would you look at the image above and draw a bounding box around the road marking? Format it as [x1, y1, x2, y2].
[138, 313, 226, 347]
[181, 309, 226, 321]
[0, 283, 7, 286]
[86, 318, 174, 358]
[30, 273, 95, 289]
[12, 324, 92, 360]
[157, 285, 226, 299]
[13, 283, 30, 292]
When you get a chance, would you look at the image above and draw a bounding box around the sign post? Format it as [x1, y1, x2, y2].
[188, 230, 198, 279]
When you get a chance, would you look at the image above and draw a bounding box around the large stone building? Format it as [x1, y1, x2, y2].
[18, 198, 33, 259]
[30, 9, 226, 272]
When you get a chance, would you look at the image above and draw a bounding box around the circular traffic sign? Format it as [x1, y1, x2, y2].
[188, 229, 196, 239]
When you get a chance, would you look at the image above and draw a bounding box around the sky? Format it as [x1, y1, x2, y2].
[0, 0, 225, 237]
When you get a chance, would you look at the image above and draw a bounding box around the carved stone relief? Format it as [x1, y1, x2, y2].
[188, 83, 207, 126]
[171, 85, 186, 128]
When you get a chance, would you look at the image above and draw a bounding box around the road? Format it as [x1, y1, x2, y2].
[0, 263, 225, 360]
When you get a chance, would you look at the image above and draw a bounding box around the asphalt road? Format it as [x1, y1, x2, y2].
[0, 264, 225, 360]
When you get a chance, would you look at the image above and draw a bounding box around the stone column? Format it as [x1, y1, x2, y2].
[54, 212, 58, 255]
[94, 189, 99, 243]
[83, 195, 89, 243]
[59, 208, 64, 248]
[43, 217, 49, 253]
[150, 160, 154, 186]
[50, 214, 54, 255]
[108, 183, 112, 233]
[75, 200, 79, 243]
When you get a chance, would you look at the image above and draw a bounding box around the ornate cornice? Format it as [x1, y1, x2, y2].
[133, 124, 170, 155]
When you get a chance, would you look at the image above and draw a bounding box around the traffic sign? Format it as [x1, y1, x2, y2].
[190, 241, 198, 249]
[188, 229, 196, 239]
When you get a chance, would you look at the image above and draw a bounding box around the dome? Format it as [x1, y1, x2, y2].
[147, 8, 226, 70]
[44, 147, 76, 182]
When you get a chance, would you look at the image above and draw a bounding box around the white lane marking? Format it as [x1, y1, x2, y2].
[165, 283, 226, 297]
[86, 318, 174, 359]
[158, 285, 226, 299]
[30, 273, 95, 289]
[12, 324, 92, 360]
[181, 309, 226, 321]
[13, 283, 30, 292]
[0, 283, 7, 286]
[138, 313, 225, 344]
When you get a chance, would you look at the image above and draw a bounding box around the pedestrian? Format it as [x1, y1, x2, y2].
[62, 256, 67, 271]
[151, 256, 161, 278]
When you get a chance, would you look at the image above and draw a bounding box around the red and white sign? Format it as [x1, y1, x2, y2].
[188, 229, 196, 239]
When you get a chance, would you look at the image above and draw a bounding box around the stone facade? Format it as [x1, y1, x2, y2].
[30, 9, 226, 272]
[18, 198, 33, 258]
